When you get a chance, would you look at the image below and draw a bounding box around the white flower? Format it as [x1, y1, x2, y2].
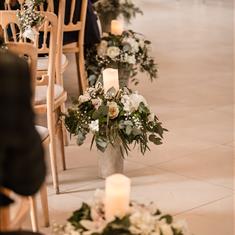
[172, 220, 190, 234]
[107, 46, 120, 59]
[139, 39, 145, 49]
[160, 224, 173, 235]
[123, 37, 139, 53]
[97, 40, 108, 57]
[78, 92, 91, 103]
[23, 27, 38, 41]
[89, 120, 99, 133]
[80, 219, 106, 235]
[127, 55, 136, 64]
[91, 98, 102, 110]
[121, 93, 147, 113]
[130, 211, 156, 235]
[108, 101, 119, 119]
[130, 93, 147, 110]
[121, 94, 133, 112]
[148, 113, 155, 122]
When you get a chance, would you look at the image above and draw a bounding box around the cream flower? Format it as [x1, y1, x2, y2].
[160, 224, 173, 235]
[91, 98, 102, 110]
[123, 37, 139, 52]
[108, 101, 119, 119]
[80, 219, 106, 235]
[148, 113, 155, 122]
[89, 120, 99, 133]
[78, 92, 91, 103]
[107, 46, 120, 59]
[97, 40, 108, 57]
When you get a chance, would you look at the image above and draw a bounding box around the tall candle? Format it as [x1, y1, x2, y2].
[111, 20, 123, 35]
[102, 68, 119, 93]
[105, 174, 131, 220]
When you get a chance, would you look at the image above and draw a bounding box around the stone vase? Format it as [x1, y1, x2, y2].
[118, 66, 132, 88]
[98, 143, 124, 179]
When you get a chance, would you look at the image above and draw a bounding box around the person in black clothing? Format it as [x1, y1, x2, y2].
[0, 38, 46, 234]
[53, 0, 100, 48]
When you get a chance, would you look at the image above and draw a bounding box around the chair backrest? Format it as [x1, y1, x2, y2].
[6, 42, 38, 99]
[4, 0, 53, 11]
[61, 0, 88, 52]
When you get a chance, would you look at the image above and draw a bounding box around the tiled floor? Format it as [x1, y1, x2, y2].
[35, 0, 234, 234]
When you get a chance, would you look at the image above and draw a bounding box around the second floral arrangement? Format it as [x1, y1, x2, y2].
[86, 30, 158, 87]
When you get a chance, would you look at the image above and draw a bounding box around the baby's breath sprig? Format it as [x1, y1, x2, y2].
[17, 0, 45, 41]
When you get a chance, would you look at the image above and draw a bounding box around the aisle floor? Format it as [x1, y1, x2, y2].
[38, 0, 233, 234]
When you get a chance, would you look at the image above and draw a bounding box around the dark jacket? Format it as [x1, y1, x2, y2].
[0, 45, 46, 207]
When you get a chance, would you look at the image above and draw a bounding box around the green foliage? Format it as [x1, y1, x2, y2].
[68, 203, 92, 230]
[94, 0, 143, 23]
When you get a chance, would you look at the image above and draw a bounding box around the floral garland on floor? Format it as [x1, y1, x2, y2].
[63, 84, 166, 156]
[17, 0, 45, 41]
[86, 31, 157, 86]
[52, 190, 190, 235]
[94, 0, 143, 24]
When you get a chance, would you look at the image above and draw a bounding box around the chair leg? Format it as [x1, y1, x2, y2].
[48, 112, 60, 194]
[75, 52, 88, 95]
[29, 196, 39, 232]
[58, 118, 66, 171]
[40, 184, 49, 227]
[60, 103, 69, 147]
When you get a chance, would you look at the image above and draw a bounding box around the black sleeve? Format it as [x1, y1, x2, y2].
[0, 49, 46, 197]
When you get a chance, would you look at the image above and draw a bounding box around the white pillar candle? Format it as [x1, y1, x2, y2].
[102, 68, 119, 93]
[111, 20, 123, 35]
[105, 174, 131, 221]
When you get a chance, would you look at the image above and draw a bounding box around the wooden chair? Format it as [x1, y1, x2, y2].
[0, 42, 50, 232]
[59, 0, 89, 94]
[0, 11, 67, 194]
[0, 187, 29, 231]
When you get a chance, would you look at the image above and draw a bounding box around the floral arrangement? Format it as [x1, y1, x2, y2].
[86, 31, 158, 86]
[63, 84, 166, 156]
[52, 190, 190, 235]
[17, 0, 45, 41]
[94, 0, 143, 24]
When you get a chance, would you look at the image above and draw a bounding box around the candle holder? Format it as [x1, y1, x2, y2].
[62, 85, 167, 178]
[52, 189, 190, 235]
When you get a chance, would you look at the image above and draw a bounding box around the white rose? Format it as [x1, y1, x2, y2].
[127, 55, 136, 64]
[107, 46, 120, 59]
[89, 120, 99, 133]
[97, 40, 108, 56]
[160, 224, 173, 235]
[129, 93, 147, 110]
[79, 93, 91, 103]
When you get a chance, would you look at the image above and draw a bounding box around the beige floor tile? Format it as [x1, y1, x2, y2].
[176, 196, 234, 235]
[156, 145, 233, 189]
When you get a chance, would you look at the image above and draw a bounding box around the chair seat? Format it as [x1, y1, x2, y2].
[37, 54, 67, 71]
[35, 125, 49, 142]
[35, 85, 64, 105]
